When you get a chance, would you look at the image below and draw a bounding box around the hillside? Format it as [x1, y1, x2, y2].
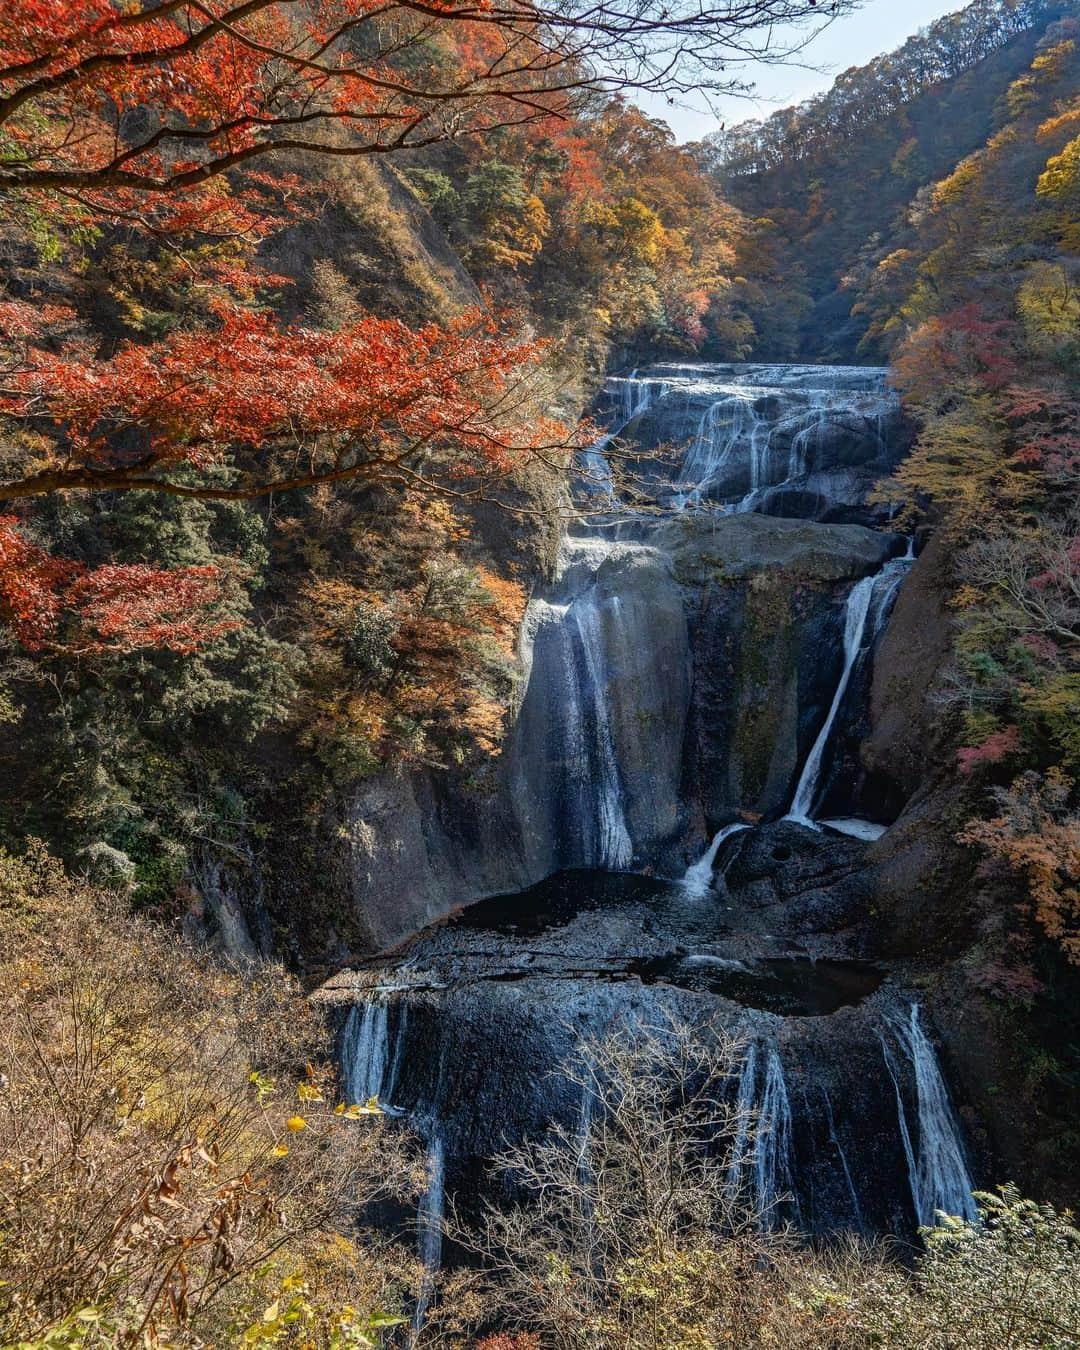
[2, 1, 1080, 1345]
[700, 0, 1078, 360]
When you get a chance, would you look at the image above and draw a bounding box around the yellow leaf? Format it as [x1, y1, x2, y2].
[285, 1116, 307, 1133]
[270, 1143, 289, 1159]
[343, 1096, 384, 1118]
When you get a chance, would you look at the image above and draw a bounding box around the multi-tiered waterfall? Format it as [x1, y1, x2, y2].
[326, 362, 976, 1314]
[511, 362, 910, 871]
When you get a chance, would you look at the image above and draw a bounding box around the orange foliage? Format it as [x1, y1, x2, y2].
[0, 299, 565, 654]
[0, 516, 235, 655]
[960, 770, 1080, 963]
[3, 302, 554, 490]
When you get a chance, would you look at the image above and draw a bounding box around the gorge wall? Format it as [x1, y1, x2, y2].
[336, 363, 933, 950]
[314, 362, 1004, 1272]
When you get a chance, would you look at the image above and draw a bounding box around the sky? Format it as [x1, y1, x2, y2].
[637, 0, 968, 143]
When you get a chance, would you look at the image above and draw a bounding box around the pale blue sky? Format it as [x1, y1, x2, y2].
[638, 0, 968, 142]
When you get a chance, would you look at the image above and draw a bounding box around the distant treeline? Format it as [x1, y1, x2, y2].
[703, 0, 1075, 178]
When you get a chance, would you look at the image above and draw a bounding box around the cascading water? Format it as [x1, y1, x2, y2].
[572, 595, 634, 869]
[617, 368, 670, 427]
[341, 997, 408, 1111]
[753, 1043, 799, 1223]
[580, 369, 670, 499]
[724, 1034, 799, 1225]
[822, 1088, 865, 1231]
[411, 1133, 446, 1338]
[786, 573, 878, 828]
[787, 550, 912, 829]
[519, 585, 634, 871]
[682, 821, 750, 897]
[342, 997, 390, 1104]
[881, 1004, 977, 1228]
[725, 1041, 758, 1201]
[675, 389, 769, 509]
[598, 362, 901, 515]
[333, 359, 981, 1261]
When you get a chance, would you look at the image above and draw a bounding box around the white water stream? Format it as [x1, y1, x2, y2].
[880, 1004, 977, 1227]
[682, 821, 751, 896]
[787, 551, 912, 829]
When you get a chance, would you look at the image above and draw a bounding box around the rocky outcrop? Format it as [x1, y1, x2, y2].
[861, 530, 955, 802]
[261, 158, 479, 325]
[673, 516, 902, 833]
[337, 771, 531, 952]
[331, 513, 904, 948]
[601, 362, 909, 522]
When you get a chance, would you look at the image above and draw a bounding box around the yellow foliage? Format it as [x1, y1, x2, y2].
[930, 153, 983, 208]
[0, 846, 417, 1347]
[1016, 262, 1080, 352]
[1037, 133, 1080, 202]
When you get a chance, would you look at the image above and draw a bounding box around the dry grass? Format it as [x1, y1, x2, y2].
[0, 843, 419, 1348]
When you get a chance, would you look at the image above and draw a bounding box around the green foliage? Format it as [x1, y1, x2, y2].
[864, 1186, 1080, 1348]
[404, 168, 462, 232]
[343, 604, 398, 681]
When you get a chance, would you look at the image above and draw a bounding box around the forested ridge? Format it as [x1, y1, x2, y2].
[700, 0, 1078, 359]
[1, 0, 1080, 1344]
[0, 4, 762, 947]
[700, 0, 1080, 1218]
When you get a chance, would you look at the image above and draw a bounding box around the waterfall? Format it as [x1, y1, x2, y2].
[526, 589, 633, 870]
[725, 1040, 758, 1201]
[822, 1087, 865, 1230]
[619, 368, 669, 427]
[411, 1132, 446, 1337]
[572, 593, 633, 869]
[726, 1036, 799, 1225]
[880, 1005, 976, 1228]
[342, 997, 390, 1104]
[787, 572, 878, 826]
[341, 996, 408, 1111]
[682, 821, 750, 897]
[787, 396, 827, 480]
[626, 363, 901, 514]
[676, 389, 769, 509]
[753, 1043, 799, 1223]
[787, 553, 911, 827]
[581, 370, 669, 499]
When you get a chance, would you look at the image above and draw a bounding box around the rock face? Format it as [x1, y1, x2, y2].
[862, 529, 955, 803]
[672, 515, 902, 831]
[338, 772, 531, 952]
[332, 363, 924, 949]
[336, 512, 906, 946]
[321, 864, 978, 1242]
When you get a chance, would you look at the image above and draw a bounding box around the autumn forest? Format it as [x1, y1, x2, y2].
[1, 0, 1079, 1345]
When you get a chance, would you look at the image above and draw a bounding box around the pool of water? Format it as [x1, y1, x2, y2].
[451, 869, 692, 938]
[629, 954, 886, 1016]
[440, 871, 886, 1015]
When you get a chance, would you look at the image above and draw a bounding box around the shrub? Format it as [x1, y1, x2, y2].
[0, 844, 418, 1347]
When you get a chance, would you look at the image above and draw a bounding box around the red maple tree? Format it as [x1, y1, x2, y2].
[0, 0, 842, 653]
